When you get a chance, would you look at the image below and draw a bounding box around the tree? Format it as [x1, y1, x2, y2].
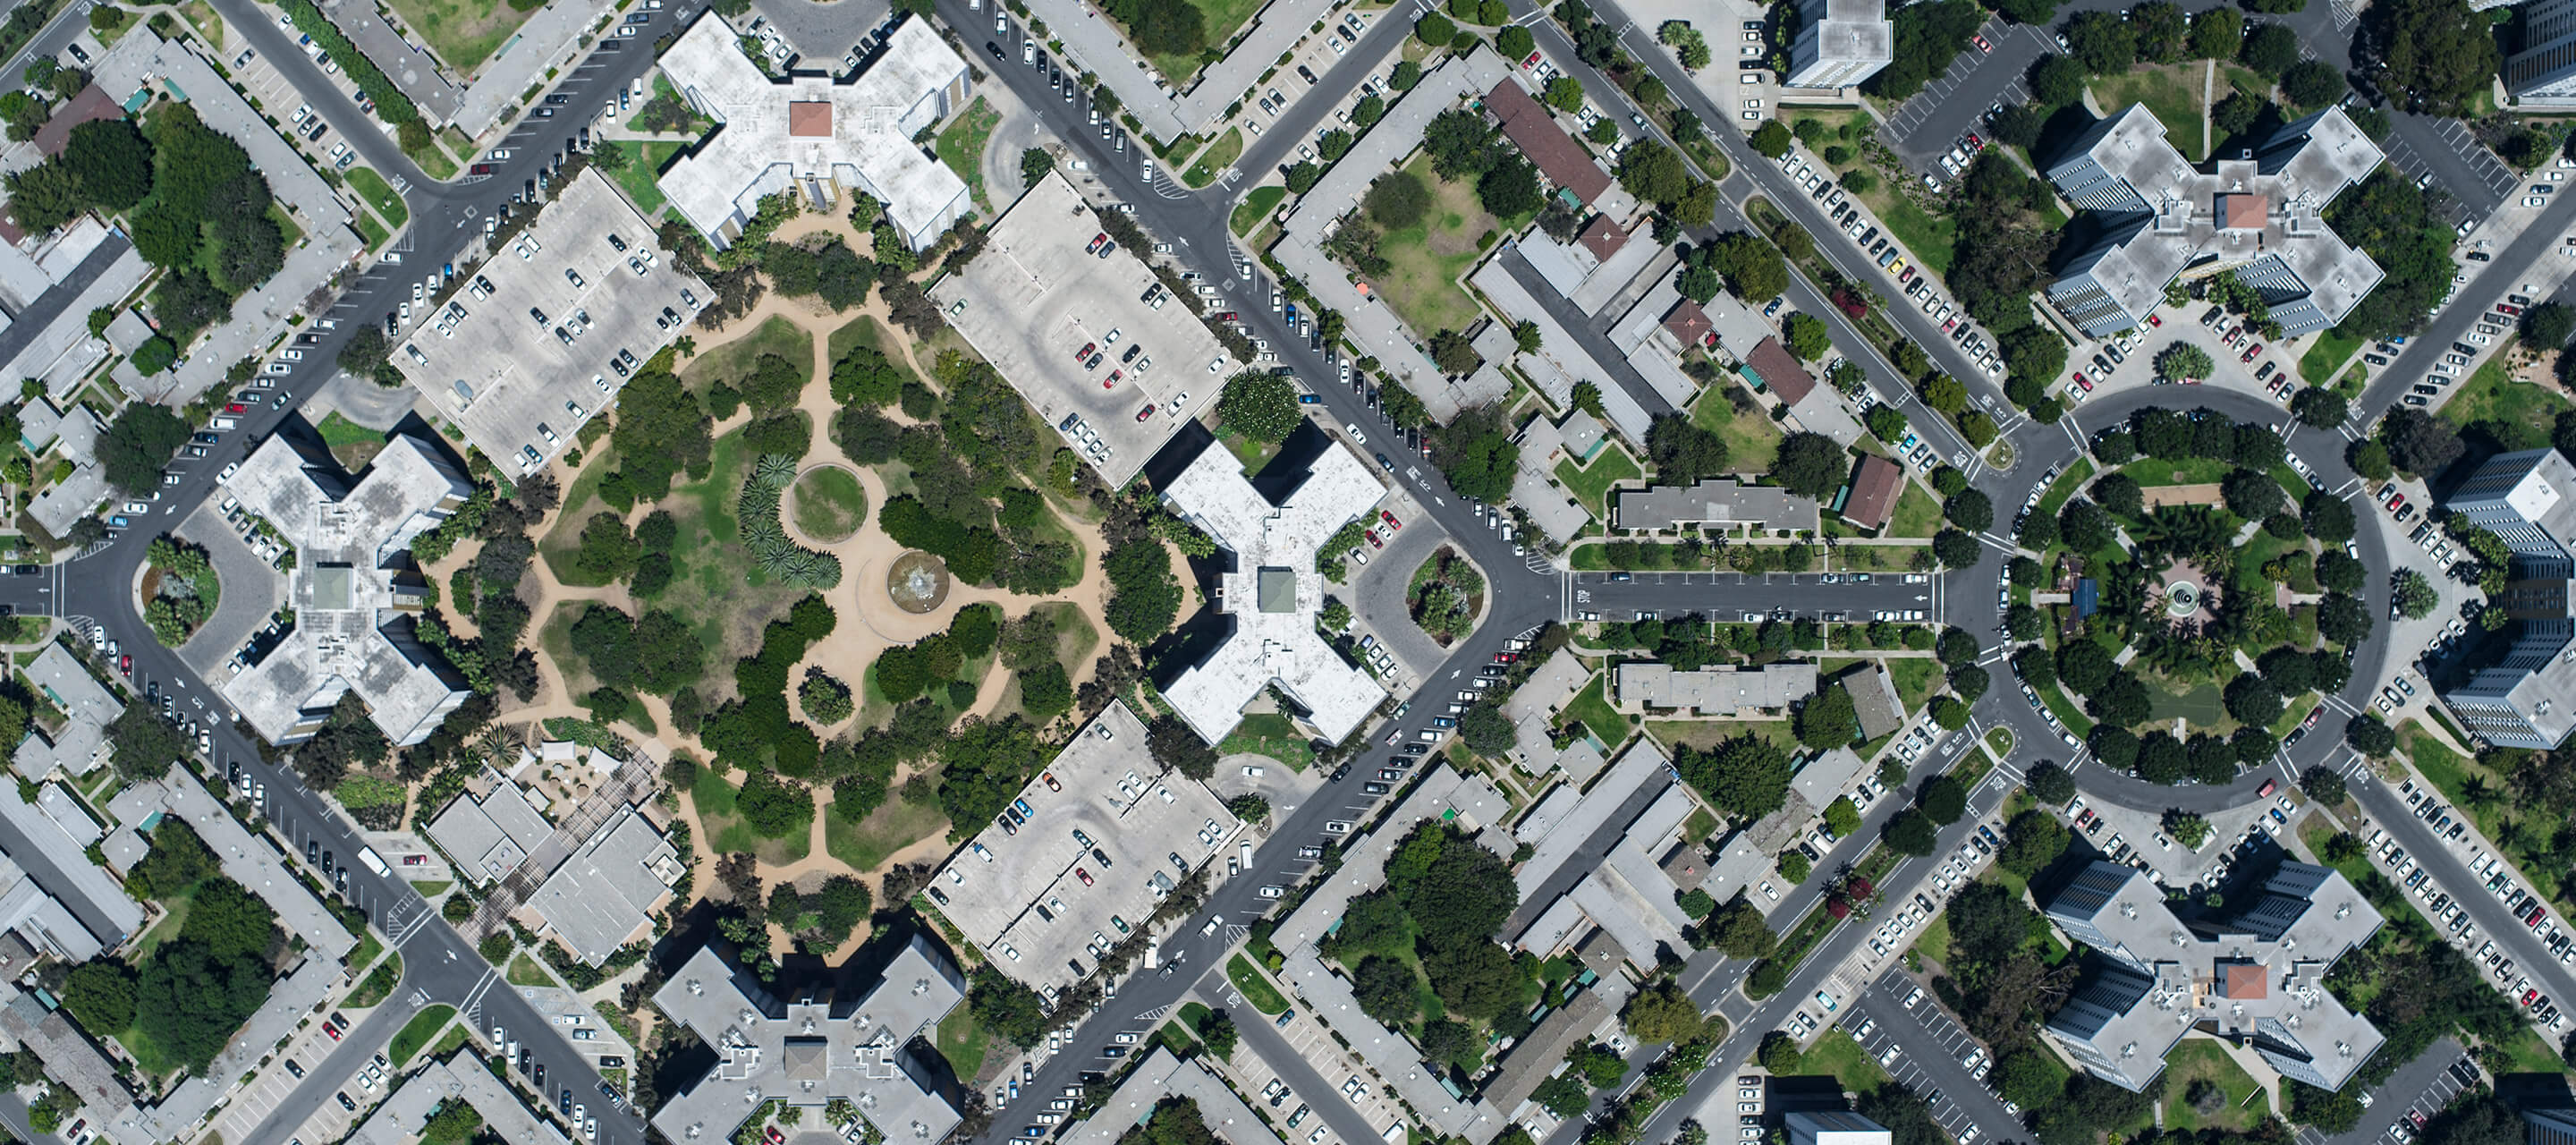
[61, 959, 137, 1034]
[2394, 568, 2439, 619]
[1623, 980, 1713, 1041]
[2301, 765, 2348, 806]
[1919, 775, 1967, 824]
[1496, 24, 1537, 58]
[1703, 900, 1777, 959]
[1770, 432, 1848, 499]
[2190, 5, 2245, 57]
[2282, 59, 2345, 107]
[1758, 1030, 1803, 1073]
[2155, 342, 2214, 382]
[2026, 761, 2074, 806]
[2382, 407, 2464, 475]
[1534, 1075, 1590, 1118]
[2240, 22, 2301, 78]
[1796, 684, 1858, 748]
[1945, 489, 1994, 532]
[1933, 529, 1983, 568]
[1703, 233, 1787, 303]
[1647, 414, 1731, 483]
[1365, 170, 1429, 229]
[1105, 537, 1182, 644]
[1461, 700, 1516, 754]
[1477, 156, 1544, 217]
[1430, 404, 1520, 501]
[2030, 54, 2087, 106]
[2093, 472, 2143, 519]
[1823, 796, 1863, 838]
[1781, 312, 1831, 360]
[2368, 0, 2501, 115]
[2291, 386, 2350, 429]
[1885, 809, 1937, 855]
[1749, 120, 1792, 158]
[1217, 371, 1301, 443]
[2302, 490, 2357, 544]
[1352, 955, 1417, 1024]
[1996, 808, 2070, 877]
[97, 403, 191, 496]
[2065, 10, 2138, 73]
[969, 965, 1047, 1047]
[2318, 591, 2373, 646]
[2346, 714, 2396, 756]
[62, 119, 153, 211]
[1674, 734, 1792, 820]
[2525, 301, 2576, 349]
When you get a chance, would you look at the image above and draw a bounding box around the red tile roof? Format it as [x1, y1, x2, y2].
[1578, 214, 1629, 260]
[1843, 454, 1902, 531]
[1663, 300, 1709, 346]
[1484, 80, 1611, 204]
[33, 84, 122, 158]
[1747, 336, 1815, 404]
[2221, 962, 2268, 999]
[2220, 193, 2268, 231]
[787, 101, 833, 137]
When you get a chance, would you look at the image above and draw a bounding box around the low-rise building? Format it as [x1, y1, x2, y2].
[426, 772, 556, 884]
[1841, 454, 1905, 533]
[1846, 665, 1905, 742]
[13, 642, 122, 778]
[526, 805, 682, 964]
[1615, 661, 1817, 717]
[1786, 1111, 1894, 1145]
[218, 429, 475, 747]
[1064, 1046, 1292, 1145]
[657, 13, 970, 251]
[1482, 79, 1611, 205]
[652, 934, 966, 1143]
[1613, 479, 1818, 533]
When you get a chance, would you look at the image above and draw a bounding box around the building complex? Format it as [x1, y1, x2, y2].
[2437, 448, 2576, 748]
[2043, 860, 2384, 1092]
[2041, 105, 2384, 338]
[217, 428, 476, 747]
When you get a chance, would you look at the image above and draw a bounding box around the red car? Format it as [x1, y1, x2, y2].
[1971, 33, 1991, 51]
[1964, 131, 1984, 150]
[1522, 50, 1542, 68]
[1075, 867, 1095, 886]
[323, 1023, 343, 1040]
[469, 163, 493, 174]
[2257, 779, 2276, 799]
[1085, 233, 1106, 255]
[2526, 989, 2543, 1005]
[118, 655, 131, 675]
[1103, 370, 1123, 388]
[1136, 404, 1156, 421]
[1075, 342, 1096, 361]
[225, 403, 248, 414]
[768, 1127, 788, 1145]
[2146, 313, 2162, 327]
[1364, 529, 1383, 549]
[1216, 311, 1239, 321]
[1380, 509, 1401, 530]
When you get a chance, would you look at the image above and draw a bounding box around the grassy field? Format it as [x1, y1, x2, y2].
[789, 466, 866, 542]
[1887, 482, 1942, 538]
[823, 788, 951, 872]
[2442, 349, 2575, 445]
[346, 166, 408, 229]
[506, 952, 555, 987]
[693, 765, 814, 864]
[1649, 717, 1795, 755]
[1688, 384, 1782, 472]
[1784, 1029, 1892, 1096]
[389, 1005, 455, 1068]
[682, 314, 811, 394]
[936, 98, 1003, 213]
[1217, 712, 1313, 770]
[1888, 657, 1942, 716]
[384, 0, 531, 69]
[1233, 185, 1287, 236]
[604, 140, 686, 216]
[2123, 455, 2236, 488]
[1228, 954, 1291, 1013]
[989, 600, 1100, 720]
[347, 954, 402, 1006]
[1362, 157, 1494, 340]
[1184, 128, 1245, 188]
[353, 211, 390, 250]
[1877, 197, 1958, 276]
[937, 1009, 992, 1080]
[1563, 674, 1627, 744]
[2298, 327, 2364, 386]
[2160, 1038, 2266, 1132]
[1555, 445, 1641, 519]
[2143, 673, 2225, 725]
[2037, 457, 2096, 518]
[2093, 64, 2207, 159]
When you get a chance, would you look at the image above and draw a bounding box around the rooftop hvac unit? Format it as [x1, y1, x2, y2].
[689, 978, 704, 995]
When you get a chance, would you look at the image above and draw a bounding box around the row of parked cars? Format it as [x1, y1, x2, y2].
[2373, 805, 2570, 1033]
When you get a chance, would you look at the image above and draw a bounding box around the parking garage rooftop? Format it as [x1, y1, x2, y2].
[932, 701, 1240, 997]
[928, 171, 1236, 488]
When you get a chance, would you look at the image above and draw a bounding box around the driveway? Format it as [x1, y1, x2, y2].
[1341, 505, 1454, 686]
[174, 498, 289, 679]
[750, 0, 893, 62]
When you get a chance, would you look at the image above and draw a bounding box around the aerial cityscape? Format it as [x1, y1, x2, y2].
[0, 0, 2570, 1141]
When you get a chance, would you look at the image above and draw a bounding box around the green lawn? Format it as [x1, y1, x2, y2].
[1555, 444, 1641, 519]
[2037, 457, 2096, 518]
[1563, 674, 1627, 744]
[1217, 712, 1313, 771]
[347, 954, 402, 1006]
[2122, 455, 2235, 488]
[1228, 954, 1291, 1014]
[389, 1005, 455, 1068]
[353, 211, 390, 251]
[316, 411, 383, 449]
[2442, 347, 2576, 445]
[1887, 658, 1942, 716]
[2298, 327, 2364, 386]
[1688, 384, 1782, 472]
[2142, 673, 2225, 725]
[1887, 482, 1942, 538]
[2092, 64, 2208, 159]
[410, 879, 452, 896]
[1233, 185, 1287, 236]
[936, 97, 1003, 213]
[2394, 718, 2554, 903]
[1877, 197, 1958, 276]
[506, 952, 555, 987]
[346, 166, 408, 229]
[693, 765, 813, 864]
[681, 314, 812, 395]
[1784, 1029, 1892, 1096]
[937, 1009, 992, 1080]
[823, 788, 950, 872]
[1361, 157, 1494, 340]
[2160, 1038, 2266, 1132]
[383, 0, 532, 70]
[604, 140, 686, 217]
[789, 467, 867, 542]
[1183, 128, 1245, 189]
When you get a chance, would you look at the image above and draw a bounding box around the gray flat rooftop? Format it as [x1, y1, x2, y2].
[528, 805, 682, 964]
[427, 773, 556, 884]
[932, 701, 1240, 997]
[1063, 1047, 1290, 1145]
[928, 171, 1237, 488]
[401, 168, 705, 479]
[1614, 662, 1816, 717]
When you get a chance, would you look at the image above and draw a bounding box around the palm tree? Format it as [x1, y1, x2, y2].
[2462, 776, 2498, 810]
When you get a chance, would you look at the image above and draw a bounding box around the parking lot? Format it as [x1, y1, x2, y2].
[1878, 16, 2045, 171]
[400, 168, 705, 477]
[2372, 783, 2575, 1030]
[1838, 971, 2025, 1145]
[933, 702, 1241, 998]
[930, 172, 1235, 488]
[225, 17, 385, 181]
[218, 1017, 387, 1144]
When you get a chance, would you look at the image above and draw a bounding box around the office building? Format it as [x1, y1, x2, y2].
[653, 934, 966, 1144]
[2525, 1107, 2576, 1145]
[2509, 0, 2576, 106]
[1785, 0, 1893, 89]
[219, 430, 475, 746]
[2041, 105, 2383, 338]
[2439, 449, 2576, 748]
[1786, 1112, 1893, 1145]
[2042, 861, 2383, 1091]
[1159, 442, 1388, 745]
[657, 13, 971, 251]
